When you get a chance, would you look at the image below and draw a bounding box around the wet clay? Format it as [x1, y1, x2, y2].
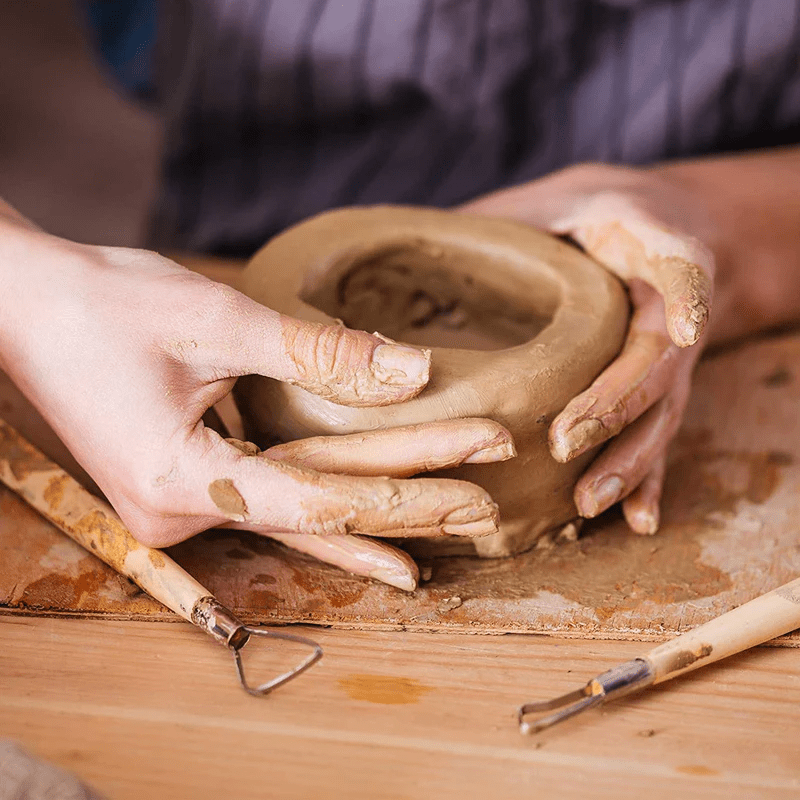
[208, 478, 248, 522]
[238, 206, 629, 557]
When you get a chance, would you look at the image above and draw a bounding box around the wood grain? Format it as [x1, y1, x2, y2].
[1, 257, 799, 643]
[1, 616, 799, 799]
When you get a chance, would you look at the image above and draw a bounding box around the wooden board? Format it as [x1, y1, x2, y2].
[1, 256, 799, 642]
[1, 616, 799, 800]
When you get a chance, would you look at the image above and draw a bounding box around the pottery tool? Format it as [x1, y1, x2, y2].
[518, 575, 800, 733]
[0, 417, 322, 695]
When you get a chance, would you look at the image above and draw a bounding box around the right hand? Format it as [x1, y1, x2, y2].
[0, 210, 513, 591]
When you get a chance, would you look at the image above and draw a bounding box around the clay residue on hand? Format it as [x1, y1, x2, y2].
[662, 256, 712, 347]
[208, 478, 248, 521]
[296, 473, 499, 538]
[225, 437, 262, 457]
[550, 329, 674, 463]
[280, 319, 431, 407]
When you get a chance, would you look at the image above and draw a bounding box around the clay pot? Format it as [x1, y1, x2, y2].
[237, 206, 629, 557]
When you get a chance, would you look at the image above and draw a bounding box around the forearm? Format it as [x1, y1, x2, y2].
[654, 146, 800, 346]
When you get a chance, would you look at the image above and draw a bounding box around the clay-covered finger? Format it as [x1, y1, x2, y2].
[550, 287, 679, 463]
[621, 455, 667, 535]
[268, 532, 419, 591]
[550, 192, 713, 347]
[197, 288, 431, 406]
[573, 391, 685, 519]
[275, 317, 432, 406]
[658, 257, 713, 347]
[262, 419, 515, 477]
[198, 433, 500, 539]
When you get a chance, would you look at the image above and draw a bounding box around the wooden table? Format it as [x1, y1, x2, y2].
[1, 254, 799, 797]
[1, 615, 798, 799]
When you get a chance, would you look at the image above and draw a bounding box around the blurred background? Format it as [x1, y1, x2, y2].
[0, 1, 162, 246]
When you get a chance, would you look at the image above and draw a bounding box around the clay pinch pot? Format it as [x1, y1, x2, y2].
[237, 205, 629, 557]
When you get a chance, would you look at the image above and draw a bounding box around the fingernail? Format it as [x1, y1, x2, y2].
[463, 439, 517, 464]
[669, 315, 699, 348]
[371, 344, 431, 387]
[578, 475, 625, 518]
[442, 504, 499, 536]
[225, 438, 262, 457]
[669, 300, 708, 348]
[626, 506, 660, 535]
[551, 418, 604, 462]
[369, 568, 417, 592]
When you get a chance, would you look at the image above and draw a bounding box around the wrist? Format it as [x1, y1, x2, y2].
[0, 212, 89, 372]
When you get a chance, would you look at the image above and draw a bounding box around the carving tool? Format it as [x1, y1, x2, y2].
[0, 417, 322, 695]
[518, 575, 800, 733]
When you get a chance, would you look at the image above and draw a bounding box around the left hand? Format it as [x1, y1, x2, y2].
[460, 163, 716, 534]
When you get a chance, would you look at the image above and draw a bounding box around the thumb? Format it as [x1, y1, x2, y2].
[196, 290, 431, 407]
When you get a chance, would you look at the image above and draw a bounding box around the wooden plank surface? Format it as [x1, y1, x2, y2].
[1, 255, 799, 797]
[2, 321, 800, 641]
[1, 615, 799, 799]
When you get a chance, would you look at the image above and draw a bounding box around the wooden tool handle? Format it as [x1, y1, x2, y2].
[0, 418, 210, 622]
[645, 576, 800, 683]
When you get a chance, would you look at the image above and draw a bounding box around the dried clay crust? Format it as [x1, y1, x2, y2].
[237, 206, 629, 557]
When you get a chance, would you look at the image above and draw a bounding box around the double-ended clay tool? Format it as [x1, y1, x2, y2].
[518, 574, 800, 733]
[0, 418, 322, 696]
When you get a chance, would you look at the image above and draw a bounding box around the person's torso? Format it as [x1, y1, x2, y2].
[88, 0, 800, 254]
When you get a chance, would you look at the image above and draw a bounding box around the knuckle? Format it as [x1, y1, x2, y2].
[118, 469, 200, 548]
[195, 282, 248, 327]
[123, 460, 184, 522]
[286, 320, 365, 382]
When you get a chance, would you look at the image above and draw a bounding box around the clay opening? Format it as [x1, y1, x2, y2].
[301, 240, 559, 351]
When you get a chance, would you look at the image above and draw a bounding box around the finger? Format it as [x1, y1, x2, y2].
[227, 436, 422, 590]
[190, 432, 500, 543]
[550, 193, 713, 347]
[261, 419, 515, 477]
[573, 389, 685, 519]
[659, 258, 713, 348]
[549, 282, 679, 463]
[621, 454, 667, 535]
[187, 286, 431, 407]
[268, 532, 419, 592]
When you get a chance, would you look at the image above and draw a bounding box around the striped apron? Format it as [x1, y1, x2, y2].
[144, 0, 800, 254]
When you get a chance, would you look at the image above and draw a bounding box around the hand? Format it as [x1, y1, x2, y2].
[0, 214, 513, 590]
[461, 163, 715, 534]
